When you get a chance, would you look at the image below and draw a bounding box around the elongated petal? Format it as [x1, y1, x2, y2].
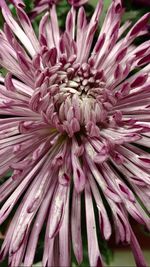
[59, 188, 70, 267]
[48, 184, 68, 238]
[85, 182, 104, 267]
[71, 188, 83, 264]
[130, 228, 148, 267]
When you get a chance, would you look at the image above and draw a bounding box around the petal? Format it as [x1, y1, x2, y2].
[59, 188, 70, 267]
[0, 0, 36, 56]
[48, 184, 68, 238]
[85, 181, 104, 267]
[24, 182, 56, 267]
[130, 228, 148, 267]
[71, 188, 83, 264]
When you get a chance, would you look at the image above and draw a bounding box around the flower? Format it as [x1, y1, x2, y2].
[0, 0, 150, 266]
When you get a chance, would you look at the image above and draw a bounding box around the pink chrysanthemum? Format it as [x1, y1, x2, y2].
[0, 0, 150, 266]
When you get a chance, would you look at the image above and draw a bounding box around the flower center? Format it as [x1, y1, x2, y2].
[31, 58, 116, 137]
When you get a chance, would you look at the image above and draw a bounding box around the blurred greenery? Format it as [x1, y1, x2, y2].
[0, 68, 7, 77]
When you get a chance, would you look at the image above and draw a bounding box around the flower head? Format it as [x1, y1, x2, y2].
[0, 0, 150, 266]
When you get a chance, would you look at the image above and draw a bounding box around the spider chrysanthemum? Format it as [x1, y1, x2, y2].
[0, 0, 150, 266]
